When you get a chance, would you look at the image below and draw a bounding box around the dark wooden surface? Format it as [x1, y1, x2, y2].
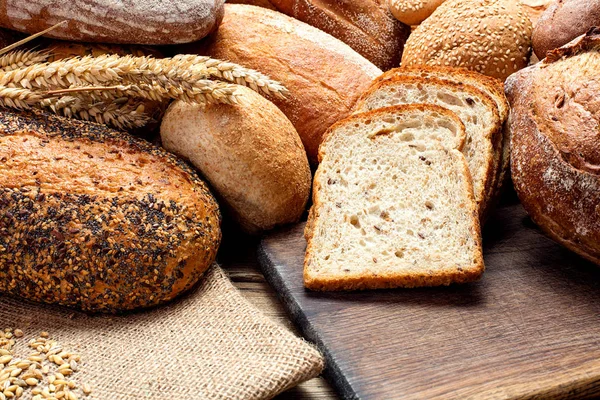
[257, 198, 600, 399]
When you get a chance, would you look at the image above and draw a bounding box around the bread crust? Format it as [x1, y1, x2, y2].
[227, 0, 409, 70]
[160, 87, 311, 234]
[506, 29, 600, 266]
[186, 4, 382, 164]
[0, 0, 225, 45]
[0, 110, 222, 312]
[532, 0, 600, 60]
[305, 105, 484, 290]
[355, 75, 502, 220]
[388, 0, 446, 25]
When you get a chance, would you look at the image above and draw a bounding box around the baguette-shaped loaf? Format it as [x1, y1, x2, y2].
[0, 110, 221, 312]
[187, 4, 382, 164]
[0, 0, 225, 45]
[506, 29, 600, 265]
[226, 0, 409, 70]
[305, 105, 484, 290]
[161, 87, 311, 234]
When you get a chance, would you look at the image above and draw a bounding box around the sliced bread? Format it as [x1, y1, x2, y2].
[371, 66, 511, 205]
[354, 76, 501, 219]
[304, 105, 484, 290]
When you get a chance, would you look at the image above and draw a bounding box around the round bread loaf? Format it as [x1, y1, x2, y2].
[532, 0, 600, 59]
[401, 0, 533, 80]
[0, 109, 221, 312]
[226, 0, 409, 71]
[0, 0, 225, 45]
[185, 4, 382, 164]
[388, 0, 446, 25]
[506, 29, 600, 265]
[161, 87, 311, 234]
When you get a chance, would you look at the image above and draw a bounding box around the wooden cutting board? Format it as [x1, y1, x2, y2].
[257, 197, 600, 399]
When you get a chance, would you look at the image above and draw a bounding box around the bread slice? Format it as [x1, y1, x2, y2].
[371, 66, 510, 210]
[304, 105, 484, 290]
[354, 76, 501, 219]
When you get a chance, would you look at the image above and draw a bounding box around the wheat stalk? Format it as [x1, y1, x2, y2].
[0, 50, 50, 72]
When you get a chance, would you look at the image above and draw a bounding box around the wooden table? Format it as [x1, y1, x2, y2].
[218, 233, 338, 400]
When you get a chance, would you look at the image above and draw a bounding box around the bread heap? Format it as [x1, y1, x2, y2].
[304, 105, 484, 290]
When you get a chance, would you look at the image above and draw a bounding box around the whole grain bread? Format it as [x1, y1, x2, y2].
[160, 87, 311, 234]
[506, 28, 600, 266]
[354, 76, 501, 219]
[0, 0, 225, 45]
[305, 105, 484, 290]
[226, 0, 409, 70]
[0, 109, 221, 312]
[185, 4, 382, 164]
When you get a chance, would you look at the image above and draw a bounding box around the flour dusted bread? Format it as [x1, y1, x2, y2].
[355, 76, 501, 219]
[506, 29, 600, 266]
[0, 0, 225, 45]
[304, 105, 484, 290]
[0, 109, 221, 312]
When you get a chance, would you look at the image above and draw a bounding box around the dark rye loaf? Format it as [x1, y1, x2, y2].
[0, 110, 221, 312]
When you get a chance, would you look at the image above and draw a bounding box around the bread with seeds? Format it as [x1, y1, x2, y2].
[304, 105, 484, 290]
[354, 76, 501, 220]
[0, 109, 221, 312]
[401, 0, 533, 80]
[388, 0, 446, 25]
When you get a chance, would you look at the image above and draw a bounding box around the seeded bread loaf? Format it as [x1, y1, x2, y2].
[0, 109, 221, 312]
[506, 28, 600, 266]
[186, 4, 382, 164]
[0, 0, 225, 45]
[388, 0, 446, 25]
[355, 76, 501, 219]
[225, 0, 409, 70]
[401, 0, 533, 80]
[305, 105, 484, 290]
[160, 87, 311, 234]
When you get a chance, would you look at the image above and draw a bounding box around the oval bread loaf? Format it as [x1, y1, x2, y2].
[0, 110, 221, 312]
[226, 0, 409, 70]
[161, 87, 311, 234]
[388, 0, 446, 25]
[506, 29, 600, 265]
[186, 4, 382, 164]
[0, 0, 225, 45]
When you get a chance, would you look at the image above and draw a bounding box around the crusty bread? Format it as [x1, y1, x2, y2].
[0, 0, 225, 45]
[506, 28, 600, 266]
[354, 76, 501, 219]
[305, 105, 484, 290]
[160, 87, 311, 234]
[532, 0, 600, 59]
[401, 0, 533, 80]
[186, 4, 382, 164]
[0, 109, 221, 312]
[226, 0, 409, 70]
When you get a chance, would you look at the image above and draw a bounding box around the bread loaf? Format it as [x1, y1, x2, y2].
[0, 0, 225, 45]
[160, 87, 311, 234]
[506, 29, 600, 265]
[388, 0, 446, 25]
[304, 105, 484, 290]
[185, 4, 382, 164]
[532, 0, 600, 59]
[225, 0, 409, 70]
[0, 109, 221, 312]
[401, 0, 533, 80]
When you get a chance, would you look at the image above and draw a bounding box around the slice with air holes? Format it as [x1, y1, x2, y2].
[304, 105, 484, 290]
[354, 76, 501, 220]
[371, 65, 510, 212]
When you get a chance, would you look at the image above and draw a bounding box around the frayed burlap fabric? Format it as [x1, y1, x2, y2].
[0, 264, 324, 399]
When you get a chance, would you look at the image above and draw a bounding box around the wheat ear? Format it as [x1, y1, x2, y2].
[0, 50, 50, 72]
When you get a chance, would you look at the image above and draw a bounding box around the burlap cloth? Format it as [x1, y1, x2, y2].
[0, 264, 324, 399]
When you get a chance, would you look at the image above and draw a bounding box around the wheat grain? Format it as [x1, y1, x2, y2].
[0, 50, 49, 72]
